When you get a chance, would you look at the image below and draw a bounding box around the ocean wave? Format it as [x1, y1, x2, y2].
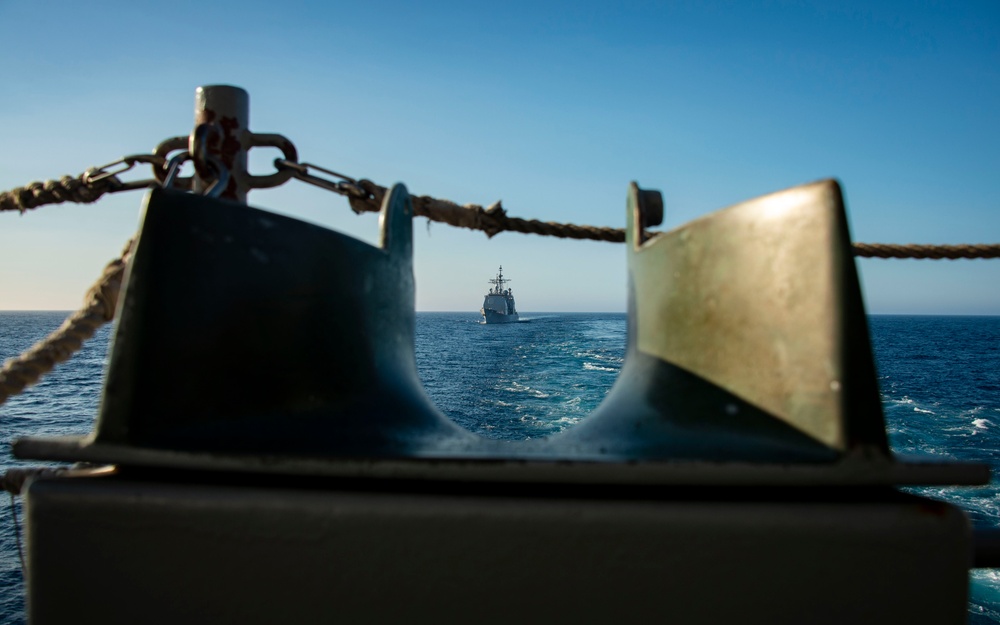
[573, 350, 623, 364]
[583, 363, 618, 372]
[972, 570, 1000, 584]
[502, 381, 552, 399]
[548, 415, 584, 429]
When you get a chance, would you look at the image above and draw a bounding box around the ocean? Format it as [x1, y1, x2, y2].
[0, 311, 998, 623]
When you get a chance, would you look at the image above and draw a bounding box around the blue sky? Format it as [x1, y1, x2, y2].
[1, 0, 997, 313]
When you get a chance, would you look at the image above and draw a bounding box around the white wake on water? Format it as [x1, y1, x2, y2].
[583, 362, 617, 372]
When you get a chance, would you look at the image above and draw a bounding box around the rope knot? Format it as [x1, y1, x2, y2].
[478, 201, 507, 238]
[347, 179, 384, 215]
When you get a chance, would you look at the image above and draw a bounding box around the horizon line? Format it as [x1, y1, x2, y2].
[2, 309, 999, 317]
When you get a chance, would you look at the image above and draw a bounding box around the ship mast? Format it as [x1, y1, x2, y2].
[488, 265, 512, 294]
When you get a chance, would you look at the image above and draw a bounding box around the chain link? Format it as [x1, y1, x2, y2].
[274, 159, 368, 198]
[153, 136, 192, 190]
[82, 154, 168, 192]
[163, 123, 230, 198]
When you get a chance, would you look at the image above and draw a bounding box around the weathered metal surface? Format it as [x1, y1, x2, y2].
[554, 180, 887, 460]
[175, 86, 299, 201]
[192, 85, 248, 201]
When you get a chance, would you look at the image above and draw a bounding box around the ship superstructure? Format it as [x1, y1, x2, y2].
[481, 265, 519, 324]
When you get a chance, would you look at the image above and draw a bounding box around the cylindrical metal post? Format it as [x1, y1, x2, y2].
[193, 85, 249, 202]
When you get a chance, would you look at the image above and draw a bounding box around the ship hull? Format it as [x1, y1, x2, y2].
[482, 309, 519, 324]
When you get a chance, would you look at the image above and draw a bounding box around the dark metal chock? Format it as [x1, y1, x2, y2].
[19, 184, 476, 463]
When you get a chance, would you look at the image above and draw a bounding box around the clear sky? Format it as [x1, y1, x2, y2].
[1, 0, 997, 314]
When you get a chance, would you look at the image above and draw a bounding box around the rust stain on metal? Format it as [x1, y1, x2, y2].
[215, 115, 242, 200]
[219, 117, 242, 167]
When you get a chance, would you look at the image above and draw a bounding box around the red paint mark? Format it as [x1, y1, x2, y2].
[218, 116, 242, 168]
[220, 116, 240, 133]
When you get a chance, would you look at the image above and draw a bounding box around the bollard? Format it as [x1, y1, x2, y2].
[192, 85, 250, 202]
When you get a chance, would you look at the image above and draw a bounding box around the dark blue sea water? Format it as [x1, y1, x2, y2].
[0, 312, 998, 623]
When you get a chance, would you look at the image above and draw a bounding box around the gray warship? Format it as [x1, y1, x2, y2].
[480, 265, 519, 323]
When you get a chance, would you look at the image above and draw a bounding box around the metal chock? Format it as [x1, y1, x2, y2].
[552, 180, 887, 463]
[15, 183, 477, 465]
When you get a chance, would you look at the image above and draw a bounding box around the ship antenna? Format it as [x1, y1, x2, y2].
[487, 265, 512, 294]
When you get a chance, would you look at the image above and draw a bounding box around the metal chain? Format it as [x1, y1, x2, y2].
[0, 155, 167, 214]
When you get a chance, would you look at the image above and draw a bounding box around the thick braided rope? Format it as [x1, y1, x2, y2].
[5, 174, 999, 254]
[0, 239, 133, 406]
[853, 243, 1000, 259]
[0, 174, 113, 214]
[349, 180, 626, 242]
[350, 181, 1000, 253]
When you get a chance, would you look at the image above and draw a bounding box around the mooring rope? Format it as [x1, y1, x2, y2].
[0, 239, 132, 405]
[6, 168, 1000, 253]
[852, 243, 1000, 260]
[0, 155, 165, 215]
[0, 175, 108, 214]
[346, 179, 628, 242]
